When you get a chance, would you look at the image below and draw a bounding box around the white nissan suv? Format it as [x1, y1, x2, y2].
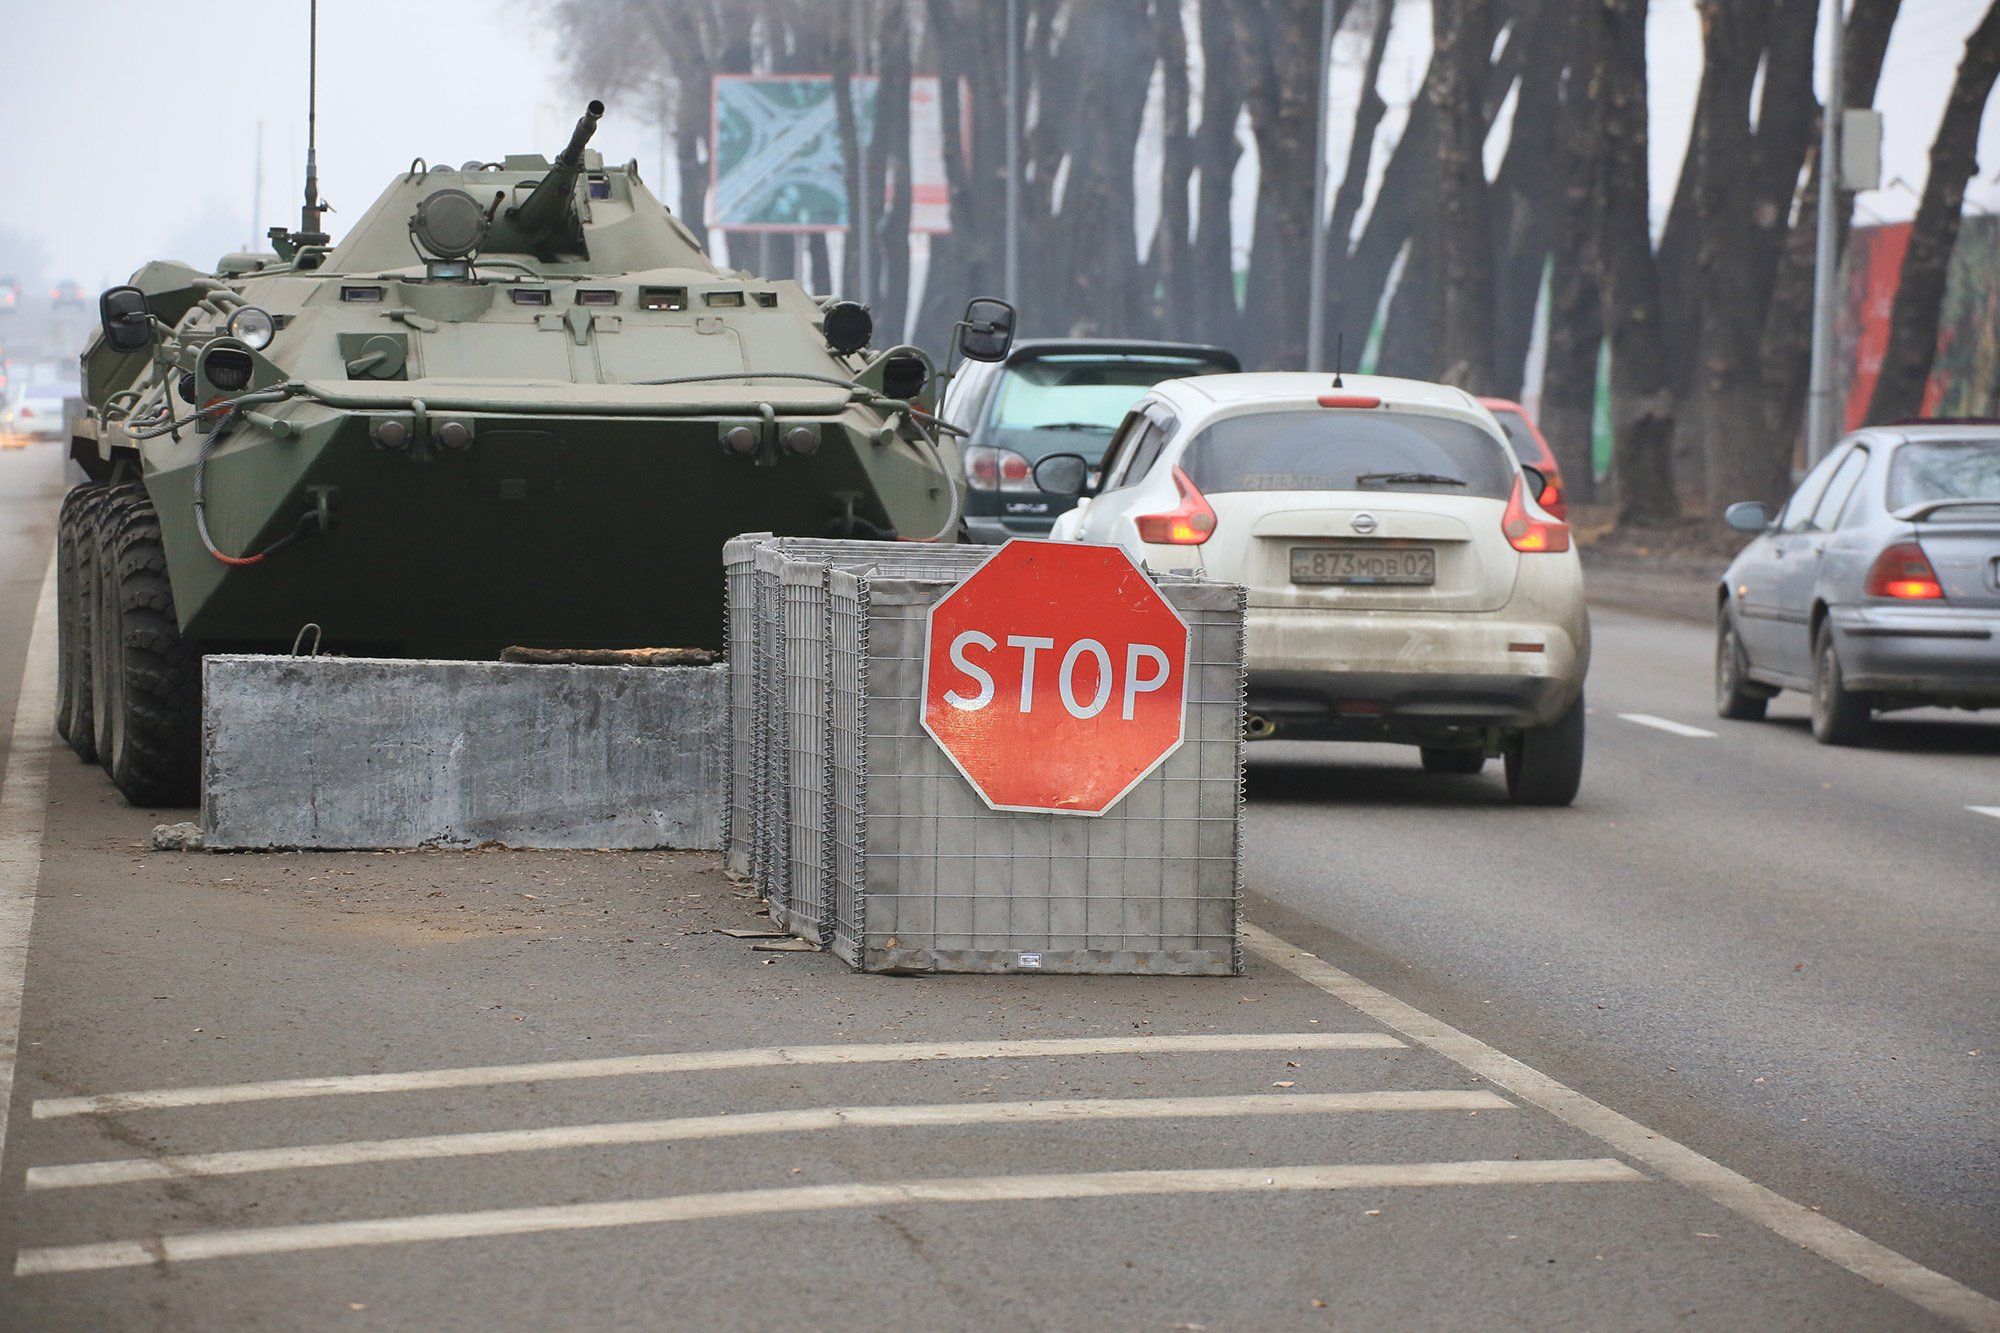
[1041, 372, 1590, 805]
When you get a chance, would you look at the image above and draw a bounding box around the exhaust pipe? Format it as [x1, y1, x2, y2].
[1245, 713, 1277, 740]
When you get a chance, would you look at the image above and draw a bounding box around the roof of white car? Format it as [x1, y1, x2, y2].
[1152, 371, 1484, 415]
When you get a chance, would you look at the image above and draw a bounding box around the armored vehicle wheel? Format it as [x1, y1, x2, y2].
[55, 483, 107, 758]
[93, 486, 201, 806]
[89, 483, 146, 767]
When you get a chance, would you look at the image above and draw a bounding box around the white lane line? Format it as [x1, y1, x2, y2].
[31, 1031, 1403, 1119]
[1242, 923, 2000, 1333]
[1618, 712, 1718, 739]
[13, 1157, 1642, 1275]
[1968, 806, 2000, 821]
[27, 1089, 1513, 1191]
[0, 554, 57, 1175]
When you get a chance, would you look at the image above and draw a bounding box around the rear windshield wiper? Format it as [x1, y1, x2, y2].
[1354, 471, 1467, 487]
[1030, 421, 1114, 432]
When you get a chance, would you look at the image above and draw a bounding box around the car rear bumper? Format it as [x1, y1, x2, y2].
[1828, 604, 2000, 705]
[964, 515, 1057, 545]
[1242, 608, 1587, 740]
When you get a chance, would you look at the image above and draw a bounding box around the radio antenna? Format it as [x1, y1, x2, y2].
[1332, 332, 1346, 389]
[297, 0, 328, 244]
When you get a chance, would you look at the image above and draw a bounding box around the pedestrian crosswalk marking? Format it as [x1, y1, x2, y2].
[13, 1159, 1644, 1275]
[27, 1089, 1514, 1191]
[32, 1031, 1404, 1120]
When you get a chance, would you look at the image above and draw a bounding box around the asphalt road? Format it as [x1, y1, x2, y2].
[0, 442, 1994, 1330]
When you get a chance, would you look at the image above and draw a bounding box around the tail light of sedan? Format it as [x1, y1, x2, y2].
[1535, 472, 1567, 520]
[1864, 541, 1945, 600]
[1135, 466, 1217, 545]
[1502, 475, 1571, 553]
[964, 444, 1037, 493]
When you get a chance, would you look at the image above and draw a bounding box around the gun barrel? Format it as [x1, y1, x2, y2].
[557, 100, 605, 168]
[506, 101, 606, 248]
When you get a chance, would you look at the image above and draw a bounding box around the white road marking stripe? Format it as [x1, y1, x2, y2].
[1242, 923, 2000, 1333]
[26, 1089, 1512, 1191]
[1618, 712, 1718, 738]
[31, 1031, 1402, 1119]
[13, 1158, 1641, 1275]
[1968, 806, 2000, 821]
[0, 555, 57, 1176]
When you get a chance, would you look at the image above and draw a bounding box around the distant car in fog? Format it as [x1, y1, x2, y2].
[1718, 422, 2000, 744]
[1481, 398, 1566, 519]
[940, 339, 1239, 544]
[0, 280, 17, 313]
[49, 280, 85, 309]
[1, 383, 70, 446]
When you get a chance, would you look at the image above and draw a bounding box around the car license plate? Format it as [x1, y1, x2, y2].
[1290, 545, 1435, 586]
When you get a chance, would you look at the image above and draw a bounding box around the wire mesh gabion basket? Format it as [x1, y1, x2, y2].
[726, 535, 1245, 975]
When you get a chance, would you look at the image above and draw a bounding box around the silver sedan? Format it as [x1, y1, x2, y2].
[1717, 423, 2000, 744]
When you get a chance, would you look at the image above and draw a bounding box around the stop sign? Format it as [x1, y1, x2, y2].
[921, 540, 1190, 815]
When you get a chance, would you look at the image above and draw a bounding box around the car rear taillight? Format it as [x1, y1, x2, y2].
[1317, 394, 1382, 409]
[15, 406, 32, 419]
[1536, 475, 1566, 520]
[1864, 541, 1945, 600]
[963, 444, 1036, 493]
[1502, 475, 1570, 553]
[1135, 466, 1217, 545]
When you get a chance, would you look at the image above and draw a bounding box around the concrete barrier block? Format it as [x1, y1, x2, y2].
[200, 656, 727, 851]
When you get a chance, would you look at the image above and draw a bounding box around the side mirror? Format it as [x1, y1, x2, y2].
[1520, 465, 1548, 501]
[957, 297, 1016, 363]
[99, 285, 154, 354]
[1032, 452, 1091, 498]
[1723, 501, 1770, 533]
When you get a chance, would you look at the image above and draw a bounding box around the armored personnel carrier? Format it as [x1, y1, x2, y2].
[58, 102, 1014, 804]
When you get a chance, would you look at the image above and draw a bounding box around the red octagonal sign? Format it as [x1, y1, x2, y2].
[922, 540, 1190, 815]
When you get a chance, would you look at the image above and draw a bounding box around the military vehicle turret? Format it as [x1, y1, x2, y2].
[57, 102, 1015, 804]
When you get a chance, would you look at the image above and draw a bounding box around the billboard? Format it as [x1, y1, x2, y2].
[710, 75, 952, 233]
[1841, 215, 2000, 428]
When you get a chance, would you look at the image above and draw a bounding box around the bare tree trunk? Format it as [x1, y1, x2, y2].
[1592, 0, 1679, 526]
[1190, 0, 1245, 349]
[917, 0, 1007, 346]
[1377, 238, 1438, 378]
[1867, 1, 2000, 423]
[1239, 0, 1329, 369]
[1320, 0, 1394, 368]
[1692, 0, 1780, 509]
[1541, 0, 1602, 503]
[1431, 0, 1497, 392]
[872, 3, 914, 340]
[1155, 0, 1194, 336]
[1488, 1, 1565, 398]
[1334, 97, 1433, 368]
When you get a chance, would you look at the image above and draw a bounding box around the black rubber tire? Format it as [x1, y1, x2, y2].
[1810, 624, 1870, 747]
[1420, 746, 1487, 775]
[1505, 691, 1586, 807]
[1714, 604, 1770, 721]
[55, 482, 106, 755]
[95, 488, 201, 806]
[90, 484, 147, 768]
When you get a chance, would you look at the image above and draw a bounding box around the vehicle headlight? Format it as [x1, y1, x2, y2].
[226, 306, 277, 351]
